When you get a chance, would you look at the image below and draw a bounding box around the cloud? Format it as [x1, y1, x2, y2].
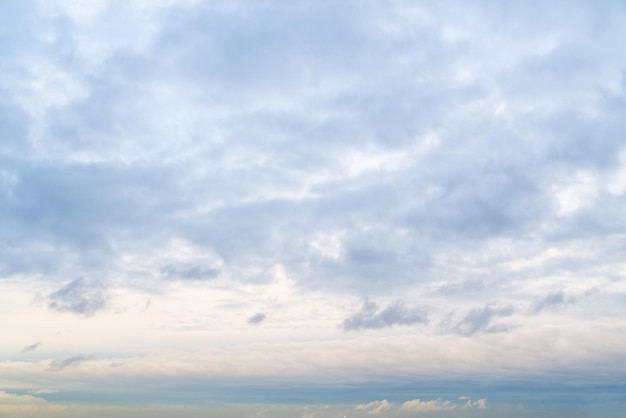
[248, 312, 267, 325]
[355, 400, 392, 414]
[28, 390, 58, 395]
[160, 264, 220, 281]
[444, 304, 514, 336]
[0, 391, 46, 405]
[49, 354, 94, 371]
[532, 291, 573, 313]
[342, 299, 427, 331]
[0, 0, 625, 410]
[464, 398, 487, 409]
[21, 342, 42, 353]
[47, 278, 107, 317]
[400, 397, 487, 412]
[400, 398, 454, 412]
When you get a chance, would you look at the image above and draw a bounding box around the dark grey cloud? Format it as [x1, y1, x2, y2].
[21, 341, 42, 353]
[48, 278, 107, 317]
[248, 312, 267, 325]
[444, 305, 514, 337]
[342, 299, 428, 331]
[49, 354, 94, 371]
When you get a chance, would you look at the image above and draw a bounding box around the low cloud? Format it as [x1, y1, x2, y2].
[444, 304, 514, 336]
[248, 312, 267, 325]
[356, 400, 393, 414]
[48, 278, 107, 317]
[49, 354, 94, 371]
[0, 391, 46, 405]
[464, 398, 487, 409]
[29, 389, 58, 395]
[21, 341, 42, 353]
[354, 397, 488, 414]
[400, 398, 455, 412]
[342, 299, 428, 331]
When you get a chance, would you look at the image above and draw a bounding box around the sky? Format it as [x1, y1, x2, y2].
[1, 0, 626, 417]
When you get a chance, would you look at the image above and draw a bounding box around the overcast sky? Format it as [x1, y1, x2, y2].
[1, 0, 626, 417]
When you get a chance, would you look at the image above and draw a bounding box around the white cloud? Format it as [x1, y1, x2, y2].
[400, 397, 487, 412]
[552, 170, 599, 216]
[400, 398, 454, 412]
[356, 400, 392, 414]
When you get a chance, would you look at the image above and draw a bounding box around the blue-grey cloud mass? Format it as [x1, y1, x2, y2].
[1, 0, 626, 417]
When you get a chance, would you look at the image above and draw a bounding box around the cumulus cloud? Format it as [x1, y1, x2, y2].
[342, 299, 428, 331]
[248, 312, 267, 325]
[47, 278, 107, 317]
[49, 354, 94, 371]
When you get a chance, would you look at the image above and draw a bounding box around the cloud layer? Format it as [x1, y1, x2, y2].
[0, 0, 625, 414]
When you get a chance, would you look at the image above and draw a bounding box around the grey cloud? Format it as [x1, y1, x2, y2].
[160, 264, 220, 281]
[49, 354, 94, 371]
[342, 299, 427, 331]
[444, 305, 515, 337]
[248, 312, 267, 325]
[48, 278, 107, 317]
[21, 341, 42, 353]
[0, 0, 625, 320]
[532, 291, 573, 314]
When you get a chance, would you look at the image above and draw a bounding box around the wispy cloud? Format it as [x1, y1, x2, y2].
[47, 278, 107, 317]
[49, 354, 95, 371]
[21, 341, 42, 353]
